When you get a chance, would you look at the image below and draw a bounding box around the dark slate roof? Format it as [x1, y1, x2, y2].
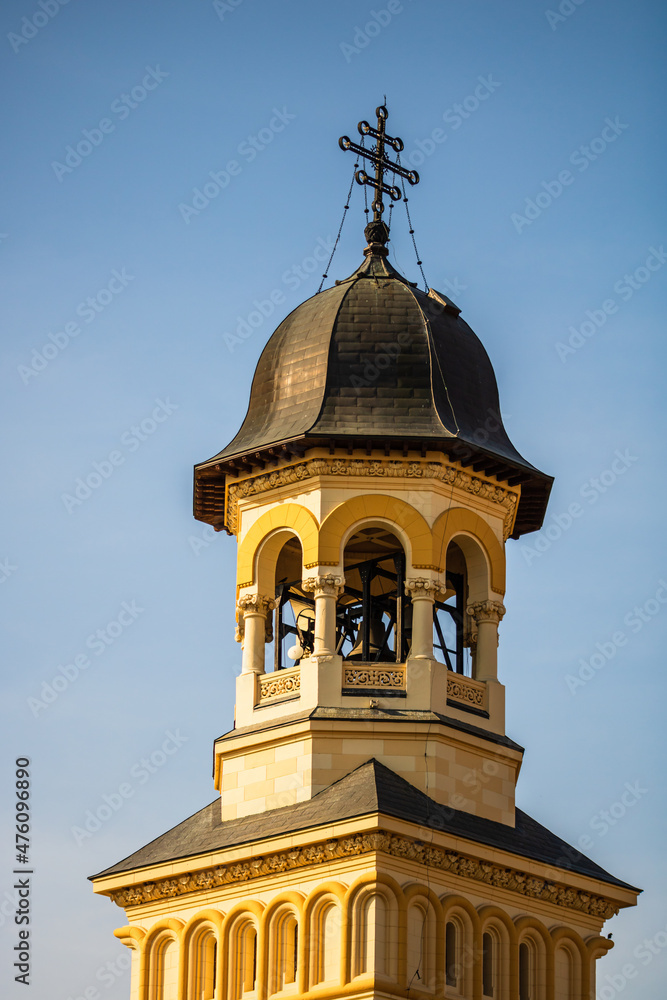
[194, 252, 552, 537]
[91, 759, 637, 893]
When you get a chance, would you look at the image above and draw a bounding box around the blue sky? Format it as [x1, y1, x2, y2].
[1, 0, 666, 996]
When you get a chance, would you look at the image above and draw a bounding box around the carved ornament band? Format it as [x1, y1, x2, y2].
[258, 668, 300, 702]
[447, 673, 486, 708]
[343, 665, 406, 689]
[225, 456, 519, 539]
[109, 827, 618, 920]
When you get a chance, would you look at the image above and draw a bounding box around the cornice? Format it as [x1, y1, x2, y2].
[225, 456, 519, 537]
[106, 827, 619, 920]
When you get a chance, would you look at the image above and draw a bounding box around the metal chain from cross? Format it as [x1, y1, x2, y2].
[339, 104, 419, 225]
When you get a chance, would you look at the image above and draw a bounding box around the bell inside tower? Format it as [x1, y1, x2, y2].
[270, 533, 471, 672]
[339, 527, 408, 663]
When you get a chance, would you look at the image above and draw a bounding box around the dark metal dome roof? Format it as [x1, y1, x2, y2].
[194, 249, 552, 537]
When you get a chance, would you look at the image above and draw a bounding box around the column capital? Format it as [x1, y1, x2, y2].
[301, 574, 345, 598]
[237, 593, 276, 616]
[405, 577, 441, 599]
[466, 600, 506, 624]
[237, 594, 275, 643]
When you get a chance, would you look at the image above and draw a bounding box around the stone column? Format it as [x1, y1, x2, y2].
[463, 615, 479, 676]
[302, 575, 345, 658]
[236, 594, 275, 674]
[405, 578, 440, 659]
[466, 600, 506, 681]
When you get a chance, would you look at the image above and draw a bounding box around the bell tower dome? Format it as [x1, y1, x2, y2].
[92, 106, 639, 1000]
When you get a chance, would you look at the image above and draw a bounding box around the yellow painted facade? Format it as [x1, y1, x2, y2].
[96, 810, 634, 1000]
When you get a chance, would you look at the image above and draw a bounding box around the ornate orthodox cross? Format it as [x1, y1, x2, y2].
[339, 104, 420, 225]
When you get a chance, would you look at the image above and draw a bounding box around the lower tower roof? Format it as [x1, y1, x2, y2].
[91, 759, 638, 903]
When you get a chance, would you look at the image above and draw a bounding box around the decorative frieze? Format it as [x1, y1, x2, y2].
[447, 672, 487, 709]
[343, 665, 406, 690]
[258, 667, 300, 703]
[226, 456, 518, 537]
[109, 827, 618, 920]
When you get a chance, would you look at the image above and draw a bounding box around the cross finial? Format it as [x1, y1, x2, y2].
[339, 104, 419, 251]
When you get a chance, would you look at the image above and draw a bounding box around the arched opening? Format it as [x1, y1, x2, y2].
[271, 537, 311, 671]
[351, 886, 399, 983]
[148, 934, 179, 1000]
[554, 943, 579, 1000]
[229, 919, 257, 999]
[338, 527, 409, 663]
[433, 541, 468, 675]
[271, 909, 299, 994]
[518, 935, 546, 1000]
[444, 912, 473, 997]
[406, 899, 436, 991]
[482, 930, 496, 998]
[445, 919, 458, 988]
[310, 899, 341, 987]
[188, 927, 217, 1000]
[480, 922, 509, 1000]
[361, 893, 387, 976]
[519, 941, 531, 1000]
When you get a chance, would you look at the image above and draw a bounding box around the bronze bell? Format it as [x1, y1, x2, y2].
[347, 612, 387, 661]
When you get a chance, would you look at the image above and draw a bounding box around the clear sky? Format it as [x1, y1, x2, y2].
[1, 0, 665, 996]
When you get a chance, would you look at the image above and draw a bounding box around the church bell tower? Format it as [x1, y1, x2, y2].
[91, 106, 639, 1000]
